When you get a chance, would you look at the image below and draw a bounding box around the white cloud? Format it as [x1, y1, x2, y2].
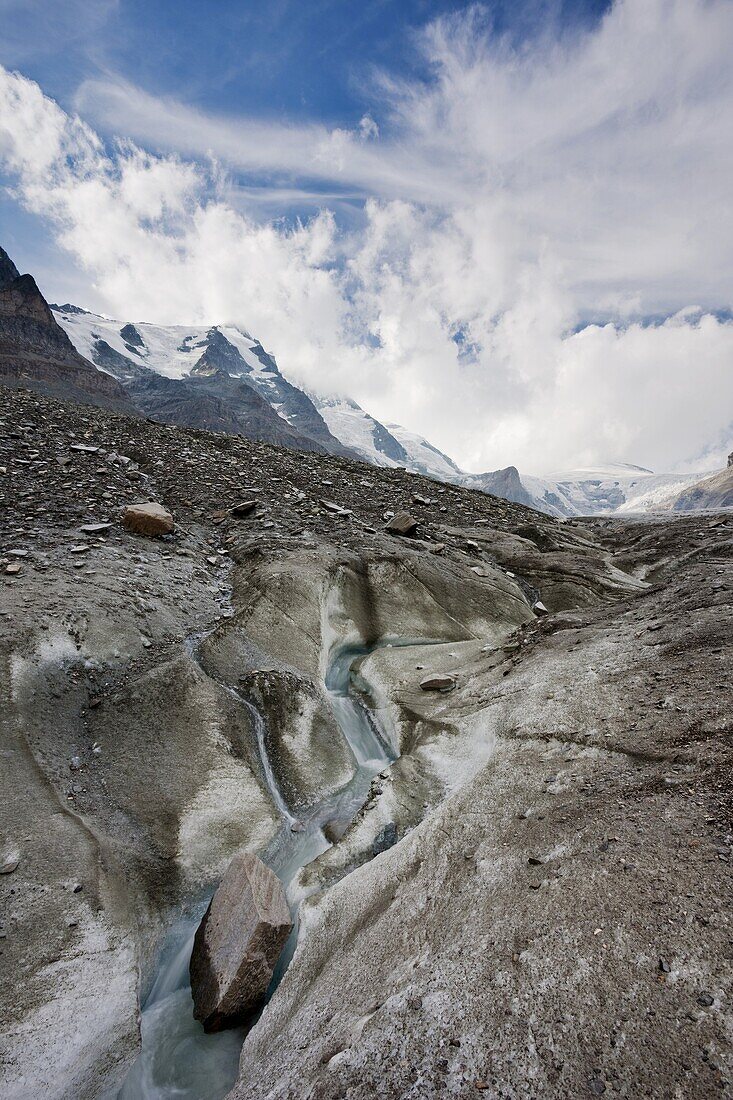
[1, 0, 733, 474]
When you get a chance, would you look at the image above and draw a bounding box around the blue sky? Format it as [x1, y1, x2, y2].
[0, 0, 732, 475]
[1, 2, 612, 123]
[0, 0, 612, 274]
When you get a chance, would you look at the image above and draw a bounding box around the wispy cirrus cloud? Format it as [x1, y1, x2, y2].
[0, 0, 119, 70]
[1, 0, 733, 474]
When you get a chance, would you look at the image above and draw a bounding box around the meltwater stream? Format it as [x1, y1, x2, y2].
[120, 639, 403, 1100]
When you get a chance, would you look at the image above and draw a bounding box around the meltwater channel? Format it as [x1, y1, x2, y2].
[120, 638, 414, 1099]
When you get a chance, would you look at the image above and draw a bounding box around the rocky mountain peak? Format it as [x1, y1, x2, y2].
[0, 245, 20, 288]
[190, 328, 251, 378]
[49, 303, 91, 316]
[1, 272, 59, 328]
[120, 322, 145, 350]
[0, 244, 133, 413]
[471, 465, 536, 510]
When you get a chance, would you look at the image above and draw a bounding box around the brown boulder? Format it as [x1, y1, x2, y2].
[121, 501, 174, 537]
[386, 512, 418, 537]
[190, 851, 292, 1033]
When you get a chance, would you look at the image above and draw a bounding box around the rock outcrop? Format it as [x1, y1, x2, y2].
[189, 851, 292, 1032]
[672, 459, 733, 511]
[468, 464, 537, 509]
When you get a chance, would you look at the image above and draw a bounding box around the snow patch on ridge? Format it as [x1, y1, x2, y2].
[52, 308, 265, 382]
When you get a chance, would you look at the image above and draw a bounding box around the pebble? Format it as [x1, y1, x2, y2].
[79, 523, 113, 534]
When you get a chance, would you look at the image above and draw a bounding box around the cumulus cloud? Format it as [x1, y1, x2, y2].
[1, 0, 733, 474]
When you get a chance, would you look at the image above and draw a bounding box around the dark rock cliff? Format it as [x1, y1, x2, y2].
[0, 247, 133, 413]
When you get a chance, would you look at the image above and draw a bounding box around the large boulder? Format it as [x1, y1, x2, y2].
[189, 851, 292, 1033]
[121, 501, 174, 537]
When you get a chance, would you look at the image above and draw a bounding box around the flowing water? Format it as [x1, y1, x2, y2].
[119, 639, 406, 1100]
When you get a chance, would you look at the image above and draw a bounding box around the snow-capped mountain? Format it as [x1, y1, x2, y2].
[465, 462, 712, 517]
[310, 393, 465, 480]
[383, 422, 464, 480]
[51, 306, 353, 457]
[309, 394, 409, 467]
[49, 301, 721, 517]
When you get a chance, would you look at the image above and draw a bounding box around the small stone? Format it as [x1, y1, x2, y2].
[320, 499, 352, 516]
[533, 601, 549, 616]
[420, 674, 456, 692]
[527, 856, 543, 866]
[697, 992, 714, 1007]
[229, 500, 257, 517]
[0, 858, 19, 874]
[79, 523, 113, 534]
[589, 1078, 606, 1096]
[386, 512, 418, 537]
[5, 562, 21, 575]
[372, 822, 398, 855]
[659, 958, 671, 974]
